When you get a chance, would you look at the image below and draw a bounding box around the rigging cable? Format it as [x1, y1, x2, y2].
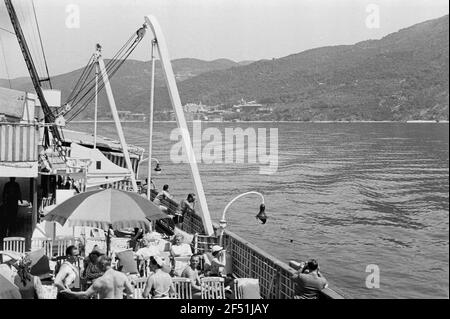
[62, 31, 136, 110]
[66, 35, 144, 122]
[63, 30, 143, 121]
[0, 27, 15, 35]
[0, 33, 12, 89]
[64, 55, 96, 105]
[32, 0, 52, 89]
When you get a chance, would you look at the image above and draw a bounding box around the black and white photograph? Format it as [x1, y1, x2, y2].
[0, 0, 448, 305]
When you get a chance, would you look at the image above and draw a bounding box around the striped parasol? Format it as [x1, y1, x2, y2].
[43, 188, 169, 254]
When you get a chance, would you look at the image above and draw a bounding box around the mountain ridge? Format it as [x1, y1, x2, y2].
[1, 14, 448, 121]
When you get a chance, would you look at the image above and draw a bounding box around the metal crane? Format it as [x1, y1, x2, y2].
[4, 0, 66, 159]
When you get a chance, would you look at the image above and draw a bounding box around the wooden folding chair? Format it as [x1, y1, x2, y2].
[2, 237, 26, 254]
[171, 277, 192, 299]
[233, 278, 261, 299]
[234, 279, 243, 299]
[132, 277, 148, 299]
[200, 277, 226, 299]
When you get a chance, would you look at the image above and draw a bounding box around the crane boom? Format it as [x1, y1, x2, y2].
[4, 0, 65, 158]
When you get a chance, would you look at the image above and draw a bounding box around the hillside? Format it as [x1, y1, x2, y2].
[1, 15, 448, 121]
[0, 58, 242, 119]
[147, 14, 448, 121]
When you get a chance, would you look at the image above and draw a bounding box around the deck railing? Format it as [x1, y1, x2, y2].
[180, 208, 346, 299]
[129, 186, 346, 299]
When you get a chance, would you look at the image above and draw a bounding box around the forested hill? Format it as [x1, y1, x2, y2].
[1, 14, 448, 121]
[148, 14, 448, 121]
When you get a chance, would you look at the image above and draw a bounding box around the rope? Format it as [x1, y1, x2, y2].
[67, 38, 142, 121]
[32, 0, 52, 89]
[62, 31, 136, 115]
[0, 33, 12, 89]
[0, 27, 15, 35]
[64, 56, 94, 104]
[65, 29, 144, 122]
[64, 55, 96, 105]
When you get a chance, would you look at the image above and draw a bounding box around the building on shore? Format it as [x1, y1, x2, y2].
[117, 111, 146, 121]
[232, 99, 272, 114]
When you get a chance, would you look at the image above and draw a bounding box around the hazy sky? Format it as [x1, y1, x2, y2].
[0, 0, 448, 78]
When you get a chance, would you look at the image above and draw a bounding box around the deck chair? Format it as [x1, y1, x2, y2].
[233, 278, 261, 299]
[170, 277, 192, 299]
[201, 277, 226, 299]
[31, 238, 53, 258]
[132, 277, 148, 299]
[2, 237, 26, 254]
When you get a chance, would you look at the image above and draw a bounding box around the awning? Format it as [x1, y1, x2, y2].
[69, 143, 132, 188]
[0, 161, 38, 178]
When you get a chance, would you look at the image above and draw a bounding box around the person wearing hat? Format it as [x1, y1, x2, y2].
[82, 246, 105, 287]
[142, 256, 175, 299]
[208, 245, 226, 277]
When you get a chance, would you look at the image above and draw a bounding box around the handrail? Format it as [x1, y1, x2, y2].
[139, 188, 347, 299]
[219, 223, 295, 272]
[180, 208, 347, 299]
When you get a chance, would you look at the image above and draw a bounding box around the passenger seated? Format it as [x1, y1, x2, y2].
[181, 254, 202, 299]
[207, 245, 226, 277]
[170, 234, 193, 258]
[143, 256, 175, 299]
[170, 234, 193, 276]
[204, 245, 234, 290]
[82, 246, 105, 284]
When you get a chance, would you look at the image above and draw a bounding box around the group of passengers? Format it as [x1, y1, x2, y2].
[45, 229, 230, 299]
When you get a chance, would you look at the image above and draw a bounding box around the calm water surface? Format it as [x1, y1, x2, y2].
[68, 122, 449, 299]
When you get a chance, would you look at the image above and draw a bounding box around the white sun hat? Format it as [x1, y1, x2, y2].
[211, 245, 223, 253]
[0, 251, 22, 264]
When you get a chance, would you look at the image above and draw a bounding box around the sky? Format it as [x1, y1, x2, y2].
[0, 0, 448, 79]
